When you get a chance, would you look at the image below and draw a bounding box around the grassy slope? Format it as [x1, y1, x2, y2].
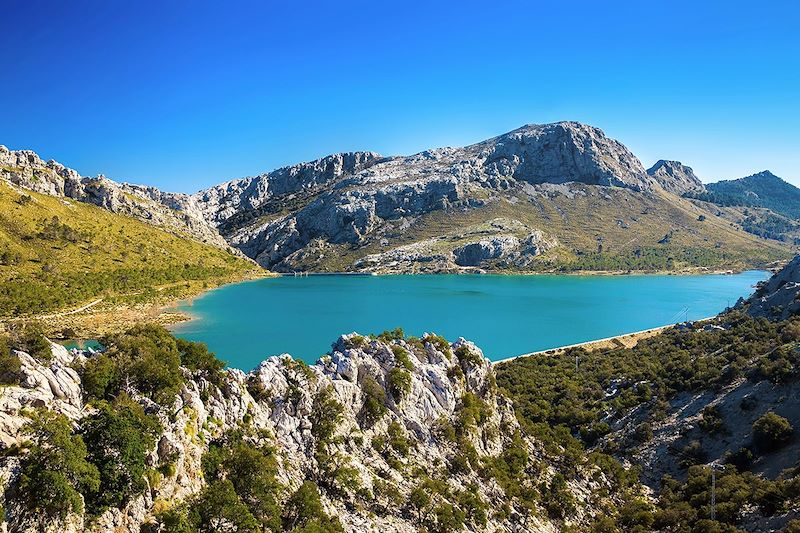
[293, 186, 792, 272]
[0, 181, 258, 317]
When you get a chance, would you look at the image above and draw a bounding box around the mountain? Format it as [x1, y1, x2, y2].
[683, 171, 800, 244]
[0, 146, 229, 249]
[0, 327, 623, 532]
[646, 159, 705, 195]
[190, 122, 789, 273]
[3, 122, 793, 274]
[694, 171, 800, 220]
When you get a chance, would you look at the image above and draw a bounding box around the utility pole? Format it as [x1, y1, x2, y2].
[710, 463, 719, 521]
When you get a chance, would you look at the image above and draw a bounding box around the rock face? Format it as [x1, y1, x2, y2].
[646, 160, 705, 195]
[189, 122, 686, 271]
[742, 255, 800, 320]
[0, 145, 230, 249]
[0, 334, 609, 532]
[0, 343, 84, 449]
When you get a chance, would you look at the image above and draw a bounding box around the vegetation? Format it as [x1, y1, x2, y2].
[752, 412, 793, 451]
[81, 324, 185, 405]
[9, 411, 100, 520]
[497, 312, 800, 531]
[359, 375, 387, 426]
[0, 181, 254, 316]
[197, 432, 282, 531]
[687, 172, 800, 220]
[80, 395, 161, 516]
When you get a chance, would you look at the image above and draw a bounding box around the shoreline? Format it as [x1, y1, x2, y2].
[493, 316, 718, 365]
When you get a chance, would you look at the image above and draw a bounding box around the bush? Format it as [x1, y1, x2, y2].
[387, 368, 411, 400]
[698, 405, 726, 435]
[80, 395, 160, 516]
[387, 421, 410, 457]
[176, 338, 225, 386]
[12, 323, 51, 363]
[752, 412, 793, 451]
[359, 376, 387, 426]
[455, 345, 482, 367]
[10, 411, 100, 519]
[423, 334, 452, 359]
[0, 336, 21, 384]
[82, 324, 184, 405]
[198, 434, 282, 531]
[391, 345, 413, 370]
[283, 480, 343, 532]
[189, 479, 259, 532]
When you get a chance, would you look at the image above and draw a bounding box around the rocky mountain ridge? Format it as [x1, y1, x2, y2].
[3, 122, 793, 273]
[0, 146, 230, 250]
[646, 159, 705, 195]
[0, 332, 616, 532]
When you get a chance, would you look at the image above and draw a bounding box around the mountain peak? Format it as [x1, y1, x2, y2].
[481, 121, 653, 191]
[646, 160, 704, 195]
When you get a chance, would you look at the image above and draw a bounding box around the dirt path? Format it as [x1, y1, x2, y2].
[36, 298, 104, 319]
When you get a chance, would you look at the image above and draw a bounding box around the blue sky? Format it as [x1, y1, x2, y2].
[1, 0, 798, 192]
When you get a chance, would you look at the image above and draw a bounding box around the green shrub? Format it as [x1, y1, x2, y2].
[0, 336, 21, 384]
[10, 411, 100, 519]
[12, 323, 52, 363]
[455, 345, 482, 367]
[345, 335, 367, 349]
[423, 334, 452, 359]
[387, 368, 411, 400]
[698, 405, 726, 435]
[188, 479, 259, 532]
[82, 324, 184, 405]
[391, 345, 413, 370]
[360, 376, 387, 426]
[198, 434, 282, 531]
[387, 421, 410, 457]
[377, 328, 405, 343]
[176, 338, 225, 386]
[456, 392, 491, 436]
[80, 395, 160, 516]
[752, 412, 793, 451]
[283, 480, 344, 532]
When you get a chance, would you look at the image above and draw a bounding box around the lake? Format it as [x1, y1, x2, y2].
[170, 271, 767, 369]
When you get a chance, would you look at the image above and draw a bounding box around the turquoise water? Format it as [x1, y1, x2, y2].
[171, 271, 767, 369]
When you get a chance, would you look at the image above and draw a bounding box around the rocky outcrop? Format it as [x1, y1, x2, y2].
[0, 343, 84, 449]
[646, 159, 705, 195]
[0, 334, 610, 532]
[0, 145, 231, 249]
[742, 255, 800, 319]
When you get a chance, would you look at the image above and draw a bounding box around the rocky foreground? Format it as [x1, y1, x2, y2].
[0, 331, 619, 532]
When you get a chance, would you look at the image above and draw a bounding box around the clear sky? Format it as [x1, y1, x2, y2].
[1, 0, 798, 192]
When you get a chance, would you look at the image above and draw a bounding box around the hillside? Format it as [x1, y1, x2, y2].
[190, 122, 791, 273]
[0, 180, 255, 318]
[0, 326, 635, 532]
[688, 171, 800, 221]
[497, 256, 800, 532]
[0, 145, 228, 249]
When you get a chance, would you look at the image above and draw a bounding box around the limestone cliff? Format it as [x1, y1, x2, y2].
[0, 334, 617, 532]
